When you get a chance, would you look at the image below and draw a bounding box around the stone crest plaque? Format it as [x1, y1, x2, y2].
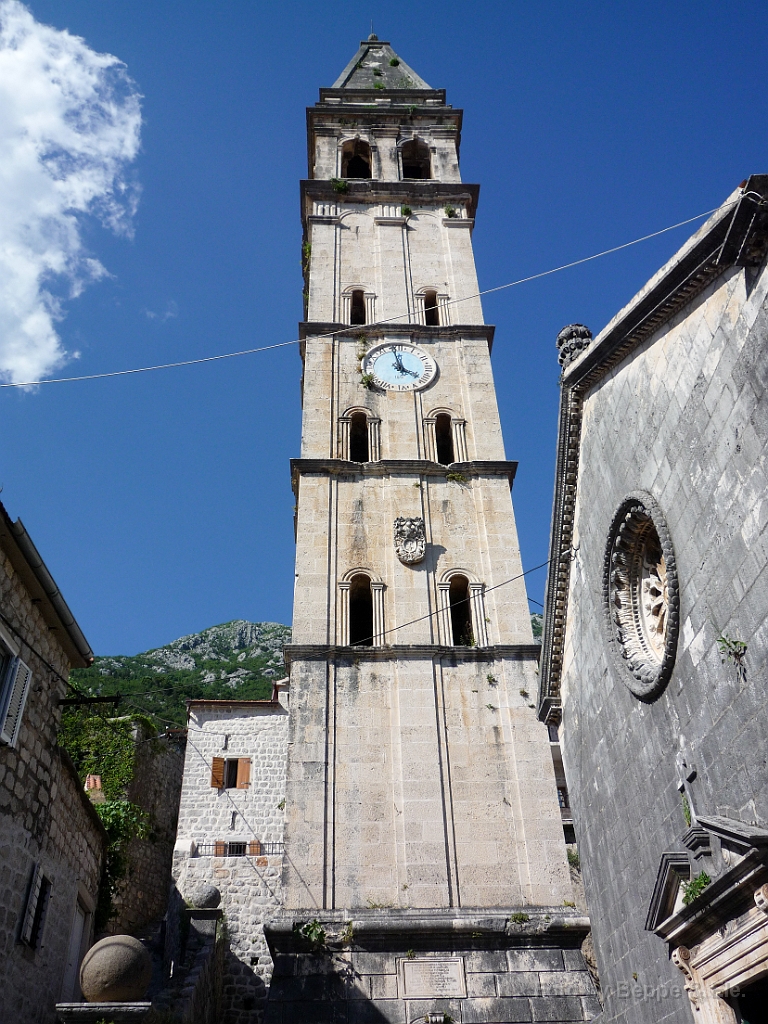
[394, 516, 426, 564]
[401, 957, 467, 998]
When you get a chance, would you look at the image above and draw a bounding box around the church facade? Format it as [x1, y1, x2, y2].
[539, 179, 768, 1023]
[262, 36, 600, 1024]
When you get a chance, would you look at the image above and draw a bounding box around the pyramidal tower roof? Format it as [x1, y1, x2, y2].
[331, 35, 432, 91]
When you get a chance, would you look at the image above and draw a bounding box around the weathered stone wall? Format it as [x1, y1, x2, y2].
[559, 258, 768, 1023]
[108, 727, 186, 935]
[173, 699, 288, 1024]
[0, 544, 104, 1024]
[283, 652, 571, 912]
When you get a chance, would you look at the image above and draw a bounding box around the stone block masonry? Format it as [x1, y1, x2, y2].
[173, 697, 288, 1024]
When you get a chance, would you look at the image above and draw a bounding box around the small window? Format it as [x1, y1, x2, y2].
[547, 724, 560, 743]
[349, 412, 369, 463]
[449, 575, 473, 646]
[349, 574, 374, 647]
[435, 414, 454, 465]
[341, 140, 372, 179]
[227, 842, 247, 858]
[210, 757, 251, 790]
[0, 657, 32, 747]
[21, 864, 52, 949]
[557, 787, 569, 809]
[424, 290, 439, 327]
[401, 139, 431, 179]
[350, 290, 366, 325]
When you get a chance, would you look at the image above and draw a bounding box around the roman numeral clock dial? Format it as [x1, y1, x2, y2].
[362, 342, 437, 391]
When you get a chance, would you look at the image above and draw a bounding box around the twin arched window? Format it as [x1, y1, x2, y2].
[424, 411, 467, 465]
[338, 568, 488, 647]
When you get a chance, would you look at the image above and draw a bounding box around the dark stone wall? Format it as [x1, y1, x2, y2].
[559, 261, 768, 1024]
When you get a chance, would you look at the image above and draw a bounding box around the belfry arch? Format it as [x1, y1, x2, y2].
[423, 408, 468, 464]
[338, 407, 381, 462]
[340, 138, 372, 179]
[338, 568, 385, 646]
[438, 568, 489, 647]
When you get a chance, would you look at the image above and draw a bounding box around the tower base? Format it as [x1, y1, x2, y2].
[264, 908, 600, 1023]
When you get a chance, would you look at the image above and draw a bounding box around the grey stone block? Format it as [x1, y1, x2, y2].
[466, 970, 497, 996]
[507, 948, 564, 972]
[464, 950, 509, 973]
[539, 972, 595, 996]
[352, 951, 397, 975]
[461, 996, 533, 1023]
[530, 994, 587, 1021]
[496, 971, 540, 996]
[562, 950, 588, 973]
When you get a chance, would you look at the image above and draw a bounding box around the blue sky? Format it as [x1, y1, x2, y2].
[2, 1, 767, 655]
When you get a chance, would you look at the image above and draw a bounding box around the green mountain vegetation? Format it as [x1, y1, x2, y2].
[68, 620, 291, 728]
[531, 613, 543, 643]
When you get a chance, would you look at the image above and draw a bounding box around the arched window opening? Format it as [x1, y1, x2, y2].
[350, 290, 366, 325]
[341, 140, 372, 179]
[349, 412, 369, 463]
[449, 575, 474, 646]
[401, 140, 431, 179]
[352, 288, 370, 323]
[424, 289, 439, 327]
[435, 414, 454, 465]
[349, 574, 374, 646]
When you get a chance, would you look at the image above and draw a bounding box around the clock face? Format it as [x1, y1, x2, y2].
[362, 342, 437, 392]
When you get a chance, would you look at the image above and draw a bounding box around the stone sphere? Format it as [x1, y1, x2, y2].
[80, 934, 152, 1002]
[184, 881, 221, 909]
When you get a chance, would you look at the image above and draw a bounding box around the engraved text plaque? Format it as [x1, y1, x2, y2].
[401, 957, 467, 998]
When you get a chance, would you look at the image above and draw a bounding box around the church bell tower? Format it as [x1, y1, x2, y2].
[265, 37, 598, 1024]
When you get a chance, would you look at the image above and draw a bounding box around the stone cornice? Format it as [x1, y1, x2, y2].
[290, 459, 517, 494]
[301, 179, 480, 221]
[284, 643, 541, 668]
[298, 321, 495, 349]
[536, 175, 768, 725]
[265, 906, 589, 949]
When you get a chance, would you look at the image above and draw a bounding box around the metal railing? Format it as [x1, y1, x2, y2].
[194, 841, 284, 857]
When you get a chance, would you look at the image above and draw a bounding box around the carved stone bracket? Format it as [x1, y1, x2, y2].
[671, 946, 699, 1010]
[755, 883, 768, 912]
[556, 323, 593, 368]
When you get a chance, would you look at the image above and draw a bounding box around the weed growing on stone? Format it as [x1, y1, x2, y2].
[567, 848, 580, 869]
[360, 372, 376, 390]
[330, 177, 349, 194]
[509, 912, 530, 924]
[389, 57, 400, 66]
[446, 471, 467, 484]
[682, 871, 711, 906]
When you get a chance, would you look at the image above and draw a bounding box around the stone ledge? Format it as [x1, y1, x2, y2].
[284, 644, 542, 667]
[55, 1004, 151, 1023]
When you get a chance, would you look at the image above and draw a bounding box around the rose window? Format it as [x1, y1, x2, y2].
[604, 493, 679, 700]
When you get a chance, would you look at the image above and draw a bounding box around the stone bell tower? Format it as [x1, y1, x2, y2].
[264, 37, 599, 1024]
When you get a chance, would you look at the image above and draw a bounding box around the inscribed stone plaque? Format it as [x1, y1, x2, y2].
[401, 957, 467, 998]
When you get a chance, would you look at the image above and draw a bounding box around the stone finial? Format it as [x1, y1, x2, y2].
[184, 881, 222, 909]
[556, 324, 593, 368]
[80, 934, 152, 1002]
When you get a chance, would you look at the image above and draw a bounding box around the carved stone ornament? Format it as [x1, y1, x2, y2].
[556, 323, 593, 368]
[603, 492, 679, 700]
[394, 517, 426, 564]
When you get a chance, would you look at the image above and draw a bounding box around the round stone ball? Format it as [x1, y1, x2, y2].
[184, 881, 221, 909]
[80, 934, 152, 1002]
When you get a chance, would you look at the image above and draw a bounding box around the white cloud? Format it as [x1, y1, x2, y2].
[0, 1, 141, 384]
[144, 299, 178, 323]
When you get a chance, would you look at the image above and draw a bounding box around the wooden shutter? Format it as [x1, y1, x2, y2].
[214, 841, 226, 857]
[236, 758, 251, 789]
[210, 757, 225, 788]
[0, 658, 32, 747]
[21, 864, 42, 945]
[248, 840, 261, 856]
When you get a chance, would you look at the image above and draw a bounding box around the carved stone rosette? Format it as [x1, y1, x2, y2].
[603, 491, 679, 700]
[556, 323, 593, 368]
[394, 517, 426, 565]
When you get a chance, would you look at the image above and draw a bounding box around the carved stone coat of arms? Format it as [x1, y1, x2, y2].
[394, 517, 426, 564]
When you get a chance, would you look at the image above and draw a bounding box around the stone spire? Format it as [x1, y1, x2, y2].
[331, 37, 432, 91]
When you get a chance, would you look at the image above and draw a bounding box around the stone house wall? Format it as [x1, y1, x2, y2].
[556, 249, 768, 1024]
[0, 538, 104, 1023]
[107, 726, 186, 935]
[173, 697, 288, 1024]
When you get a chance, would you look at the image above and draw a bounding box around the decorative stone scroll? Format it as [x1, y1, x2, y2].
[556, 323, 593, 368]
[394, 517, 426, 564]
[603, 491, 679, 700]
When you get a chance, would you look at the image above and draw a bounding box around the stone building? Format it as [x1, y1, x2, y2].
[0, 501, 106, 1021]
[538, 177, 768, 1023]
[262, 37, 600, 1024]
[172, 692, 289, 1023]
